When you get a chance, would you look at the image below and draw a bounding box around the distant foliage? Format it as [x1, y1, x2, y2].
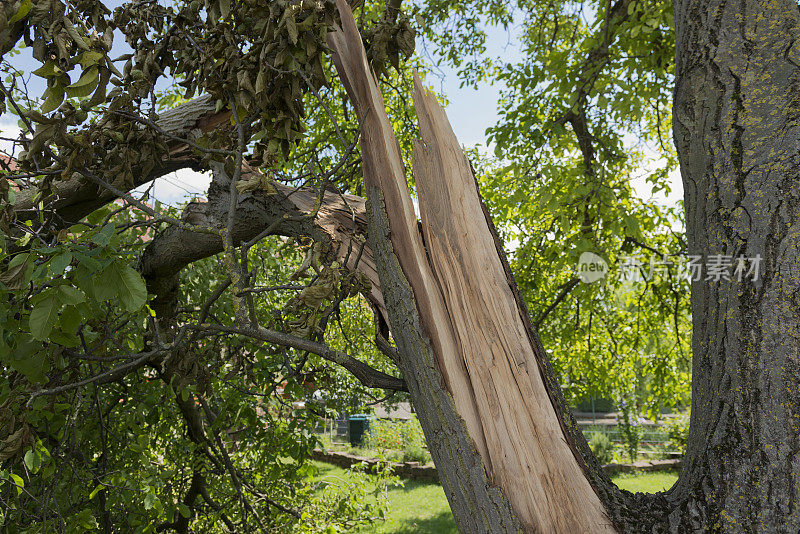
[617, 399, 644, 462]
[401, 445, 429, 464]
[363, 417, 426, 453]
[661, 409, 690, 455]
[588, 432, 614, 465]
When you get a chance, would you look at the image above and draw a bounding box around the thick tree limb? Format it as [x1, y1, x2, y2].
[140, 162, 386, 321]
[12, 95, 228, 224]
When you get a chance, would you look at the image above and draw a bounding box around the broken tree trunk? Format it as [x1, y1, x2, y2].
[327, 1, 617, 531]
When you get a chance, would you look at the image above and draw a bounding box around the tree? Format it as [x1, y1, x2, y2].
[422, 0, 691, 421]
[0, 0, 414, 531]
[1, 0, 798, 533]
[328, 0, 800, 531]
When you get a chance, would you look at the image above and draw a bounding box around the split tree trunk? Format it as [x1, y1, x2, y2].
[327, 1, 619, 531]
[327, 0, 800, 531]
[669, 0, 800, 531]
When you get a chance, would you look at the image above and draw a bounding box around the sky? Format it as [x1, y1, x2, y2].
[0, 9, 683, 210]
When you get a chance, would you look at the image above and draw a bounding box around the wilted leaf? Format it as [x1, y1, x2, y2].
[41, 85, 65, 113]
[0, 255, 29, 290]
[0, 426, 28, 462]
[8, 0, 31, 24]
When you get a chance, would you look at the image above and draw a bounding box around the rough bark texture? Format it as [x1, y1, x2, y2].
[141, 162, 385, 320]
[13, 95, 227, 224]
[366, 188, 524, 533]
[671, 0, 800, 531]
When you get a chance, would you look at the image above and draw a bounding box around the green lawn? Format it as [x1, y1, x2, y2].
[312, 461, 678, 532]
[612, 470, 678, 493]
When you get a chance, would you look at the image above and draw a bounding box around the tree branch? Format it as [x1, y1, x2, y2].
[194, 323, 407, 391]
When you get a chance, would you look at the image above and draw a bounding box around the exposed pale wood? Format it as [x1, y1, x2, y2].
[326, 0, 489, 464]
[327, 1, 616, 531]
[412, 74, 614, 533]
[140, 163, 386, 322]
[278, 183, 386, 320]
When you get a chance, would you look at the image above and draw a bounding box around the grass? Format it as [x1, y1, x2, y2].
[611, 470, 678, 493]
[312, 461, 678, 532]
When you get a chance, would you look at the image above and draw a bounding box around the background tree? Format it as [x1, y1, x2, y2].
[2, 0, 798, 532]
[419, 0, 691, 420]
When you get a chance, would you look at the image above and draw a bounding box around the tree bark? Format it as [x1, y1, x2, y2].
[670, 0, 800, 531]
[12, 95, 227, 224]
[327, 1, 625, 531]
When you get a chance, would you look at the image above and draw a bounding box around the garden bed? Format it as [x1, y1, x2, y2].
[311, 448, 682, 482]
[311, 448, 439, 482]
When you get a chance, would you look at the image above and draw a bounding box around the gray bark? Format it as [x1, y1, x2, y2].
[670, 0, 800, 531]
[365, 187, 524, 533]
[13, 95, 221, 224]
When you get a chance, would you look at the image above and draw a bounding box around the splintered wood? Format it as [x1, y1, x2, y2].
[327, 0, 614, 531]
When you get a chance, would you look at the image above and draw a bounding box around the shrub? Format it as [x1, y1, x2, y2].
[402, 445, 428, 464]
[661, 409, 690, 454]
[363, 417, 426, 452]
[617, 399, 644, 461]
[588, 432, 614, 465]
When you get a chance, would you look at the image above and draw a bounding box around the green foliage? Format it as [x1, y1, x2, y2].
[401, 445, 428, 464]
[617, 400, 644, 462]
[417, 0, 691, 418]
[661, 409, 690, 455]
[363, 417, 426, 454]
[297, 461, 398, 533]
[588, 432, 614, 465]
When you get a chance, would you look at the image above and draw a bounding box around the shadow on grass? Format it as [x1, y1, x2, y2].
[385, 509, 458, 534]
[377, 480, 457, 533]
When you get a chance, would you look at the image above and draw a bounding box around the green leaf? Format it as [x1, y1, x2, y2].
[32, 61, 60, 78]
[59, 305, 82, 334]
[65, 81, 98, 99]
[9, 0, 32, 24]
[96, 262, 147, 312]
[24, 449, 41, 474]
[67, 67, 99, 89]
[29, 292, 61, 340]
[91, 223, 114, 247]
[41, 85, 65, 113]
[65, 67, 99, 98]
[144, 490, 157, 510]
[49, 252, 73, 274]
[116, 264, 147, 312]
[89, 484, 104, 500]
[78, 51, 104, 68]
[9, 473, 23, 496]
[57, 285, 85, 306]
[177, 503, 191, 518]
